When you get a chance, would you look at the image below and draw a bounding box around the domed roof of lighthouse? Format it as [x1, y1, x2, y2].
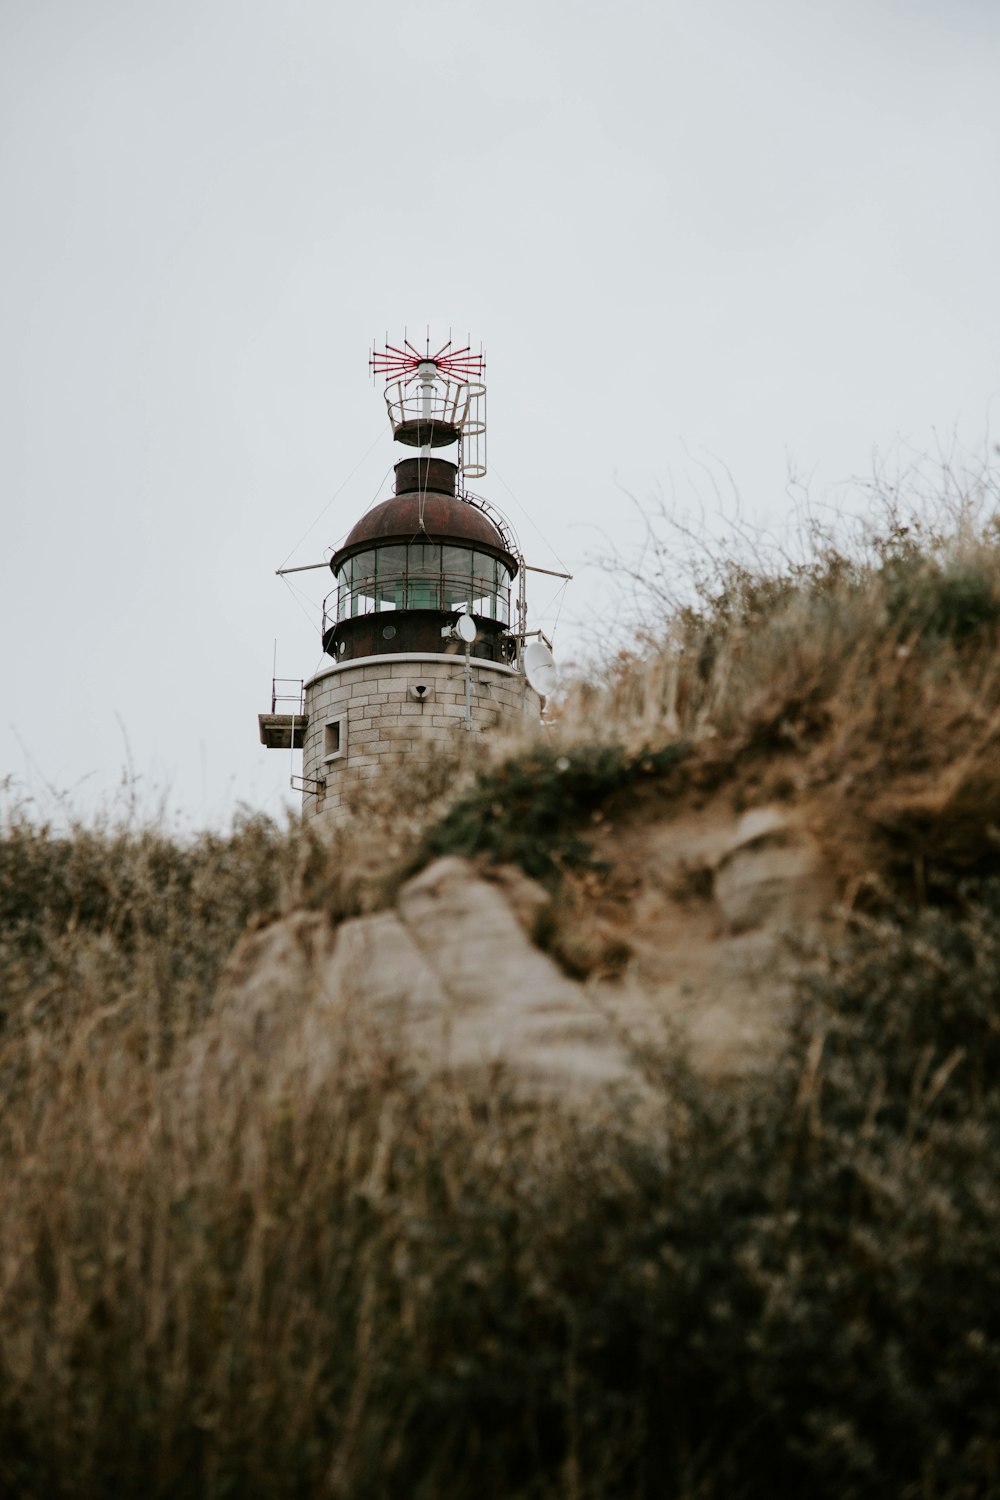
[341, 492, 511, 555]
[337, 458, 515, 565]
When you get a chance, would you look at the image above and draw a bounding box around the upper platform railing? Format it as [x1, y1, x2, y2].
[383, 378, 486, 478]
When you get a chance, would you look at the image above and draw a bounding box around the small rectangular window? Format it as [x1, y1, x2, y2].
[323, 717, 345, 762]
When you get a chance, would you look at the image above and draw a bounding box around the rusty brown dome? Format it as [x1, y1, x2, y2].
[337, 490, 514, 563]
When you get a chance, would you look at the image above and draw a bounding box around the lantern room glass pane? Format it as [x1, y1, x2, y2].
[471, 552, 496, 618]
[443, 545, 474, 609]
[334, 565, 349, 621]
[375, 545, 407, 611]
[407, 577, 441, 609]
[350, 551, 375, 584]
[405, 541, 441, 609]
[408, 542, 441, 573]
[350, 550, 376, 617]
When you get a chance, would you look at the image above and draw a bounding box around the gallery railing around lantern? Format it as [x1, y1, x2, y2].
[323, 551, 513, 641]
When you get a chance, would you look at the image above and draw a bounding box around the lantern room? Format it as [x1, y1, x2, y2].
[321, 459, 518, 663]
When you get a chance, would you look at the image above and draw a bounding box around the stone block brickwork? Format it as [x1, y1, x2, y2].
[301, 653, 541, 825]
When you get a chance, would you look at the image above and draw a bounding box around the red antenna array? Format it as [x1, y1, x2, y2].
[370, 336, 485, 386]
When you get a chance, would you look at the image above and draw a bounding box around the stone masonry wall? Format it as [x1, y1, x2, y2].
[301, 653, 540, 825]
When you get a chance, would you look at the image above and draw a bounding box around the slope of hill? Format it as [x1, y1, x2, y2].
[2, 503, 1000, 1498]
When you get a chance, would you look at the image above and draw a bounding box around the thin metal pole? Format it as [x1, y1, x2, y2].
[464, 644, 472, 729]
[419, 363, 435, 459]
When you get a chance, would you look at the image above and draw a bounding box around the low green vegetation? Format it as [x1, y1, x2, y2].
[0, 808, 318, 1052]
[415, 740, 689, 885]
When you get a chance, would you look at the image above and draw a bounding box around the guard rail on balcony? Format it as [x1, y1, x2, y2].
[323, 572, 512, 635]
[271, 678, 305, 715]
[258, 678, 308, 751]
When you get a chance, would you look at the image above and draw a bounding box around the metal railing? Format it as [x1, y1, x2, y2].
[385, 376, 481, 429]
[383, 378, 487, 479]
[290, 772, 325, 797]
[323, 573, 512, 635]
[271, 677, 305, 715]
[457, 487, 517, 557]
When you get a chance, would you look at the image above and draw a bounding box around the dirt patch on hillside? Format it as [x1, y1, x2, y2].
[537, 784, 839, 1080]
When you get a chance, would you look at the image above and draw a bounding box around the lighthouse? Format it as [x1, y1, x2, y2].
[259, 338, 562, 825]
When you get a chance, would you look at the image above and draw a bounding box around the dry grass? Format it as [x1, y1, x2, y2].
[4, 864, 1000, 1499]
[3, 482, 1000, 1497]
[552, 493, 1000, 894]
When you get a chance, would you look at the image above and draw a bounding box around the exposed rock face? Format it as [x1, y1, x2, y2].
[600, 803, 835, 1079]
[714, 807, 831, 934]
[320, 858, 635, 1097]
[207, 804, 836, 1101]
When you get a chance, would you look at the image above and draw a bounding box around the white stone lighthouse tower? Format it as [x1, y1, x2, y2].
[259, 338, 561, 826]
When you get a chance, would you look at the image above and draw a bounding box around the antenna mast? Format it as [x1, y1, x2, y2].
[370, 337, 487, 479]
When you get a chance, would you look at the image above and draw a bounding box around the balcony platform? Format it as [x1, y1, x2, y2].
[258, 713, 307, 750]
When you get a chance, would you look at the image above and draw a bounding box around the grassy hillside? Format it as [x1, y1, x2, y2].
[2, 496, 1000, 1498]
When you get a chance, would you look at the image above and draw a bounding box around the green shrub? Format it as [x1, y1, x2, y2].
[883, 554, 1000, 641]
[0, 810, 310, 1047]
[414, 740, 689, 886]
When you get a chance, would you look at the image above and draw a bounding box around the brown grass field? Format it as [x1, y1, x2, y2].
[3, 485, 1000, 1498]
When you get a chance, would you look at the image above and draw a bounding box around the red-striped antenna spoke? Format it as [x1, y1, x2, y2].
[370, 337, 485, 384]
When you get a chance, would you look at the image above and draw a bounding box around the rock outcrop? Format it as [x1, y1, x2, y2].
[206, 802, 836, 1101]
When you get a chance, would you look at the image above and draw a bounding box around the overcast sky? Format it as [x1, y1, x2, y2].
[2, 0, 999, 827]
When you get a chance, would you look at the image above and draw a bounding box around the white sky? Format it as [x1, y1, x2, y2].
[2, 0, 999, 827]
